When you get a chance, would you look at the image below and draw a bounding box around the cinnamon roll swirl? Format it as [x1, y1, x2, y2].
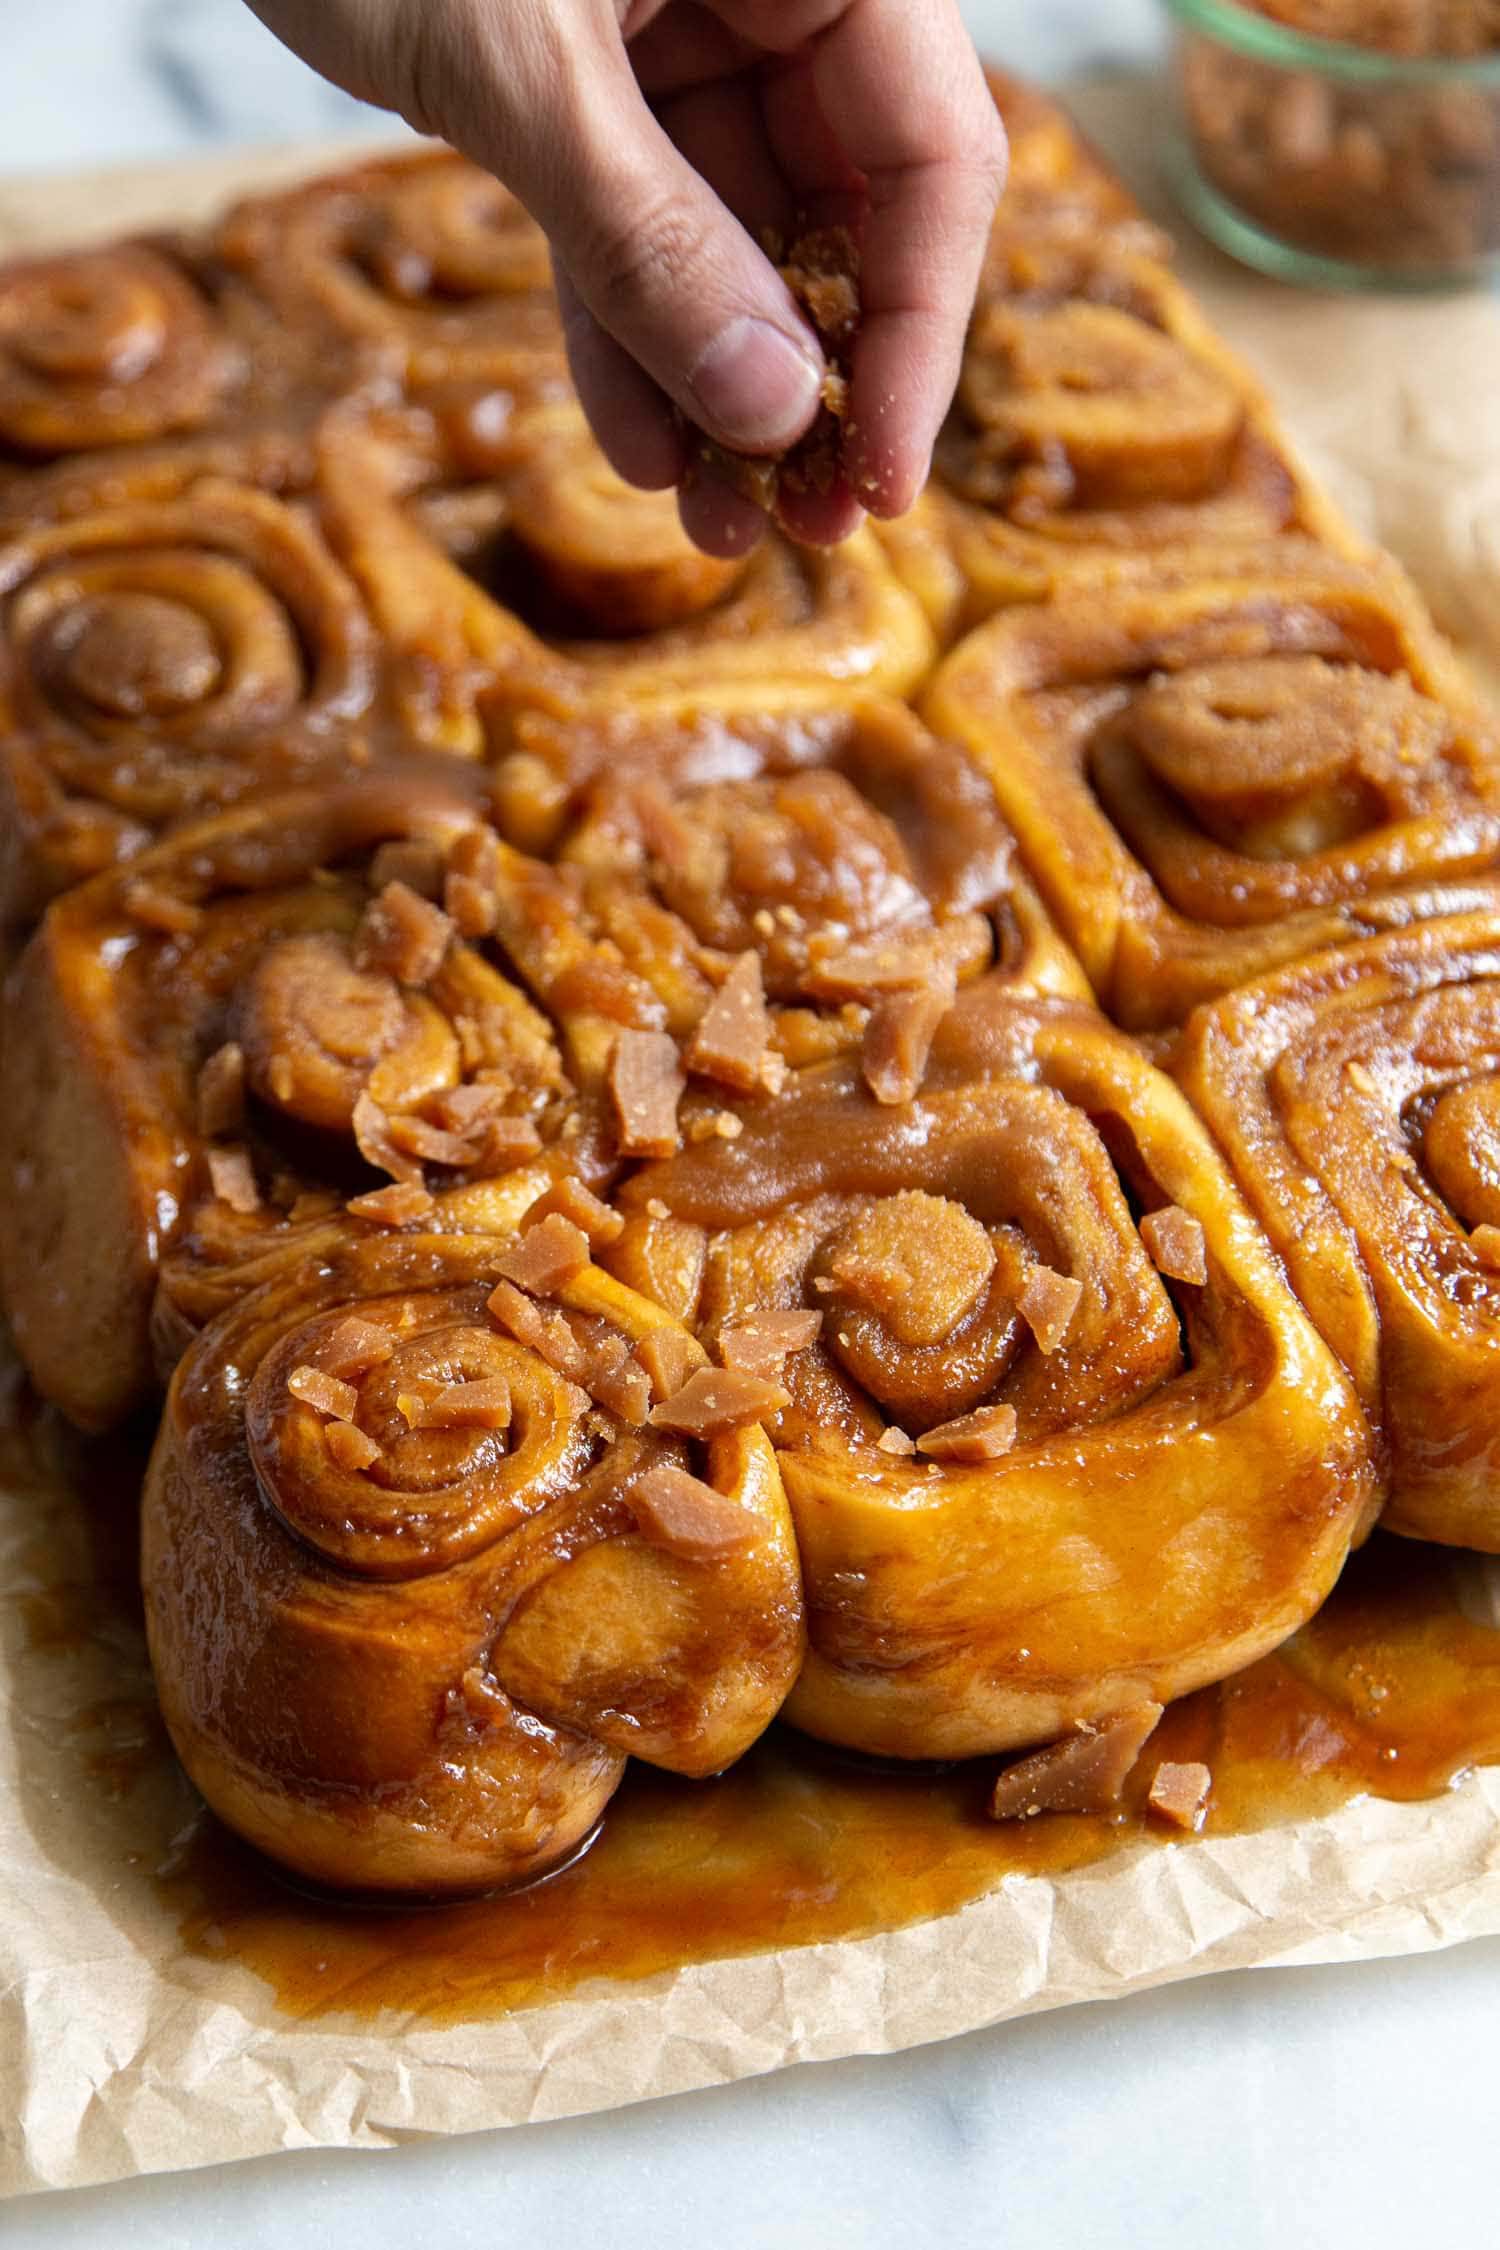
[1178, 910, 1500, 1553]
[0, 479, 378, 925]
[313, 407, 936, 756]
[144, 1229, 803, 1894]
[925, 566, 1500, 1028]
[606, 985, 1380, 1759]
[215, 150, 567, 403]
[0, 776, 586, 1428]
[913, 246, 1353, 624]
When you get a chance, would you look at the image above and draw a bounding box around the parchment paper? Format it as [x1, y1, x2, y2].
[4, 76, 1500, 2205]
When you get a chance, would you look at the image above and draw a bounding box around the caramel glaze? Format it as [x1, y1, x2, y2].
[9, 1337, 1500, 2028]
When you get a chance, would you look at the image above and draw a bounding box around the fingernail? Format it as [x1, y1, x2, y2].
[689, 318, 823, 450]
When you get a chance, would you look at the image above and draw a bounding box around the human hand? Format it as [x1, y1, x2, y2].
[244, 1, 1007, 553]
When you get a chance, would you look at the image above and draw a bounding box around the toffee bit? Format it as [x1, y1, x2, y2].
[206, 1146, 260, 1216]
[861, 973, 958, 1108]
[649, 1365, 790, 1438]
[609, 1029, 686, 1159]
[645, 1197, 671, 1222]
[719, 1309, 824, 1382]
[1345, 1059, 1380, 1098]
[352, 880, 454, 986]
[759, 1050, 789, 1097]
[636, 1324, 704, 1404]
[531, 1174, 626, 1248]
[875, 1424, 918, 1457]
[196, 1042, 246, 1139]
[397, 1390, 430, 1429]
[916, 1403, 1018, 1463]
[1147, 1760, 1213, 1834]
[629, 1464, 761, 1561]
[369, 837, 447, 902]
[685, 952, 773, 1095]
[1139, 1207, 1209, 1289]
[486, 1278, 590, 1385]
[494, 1212, 592, 1295]
[352, 1090, 424, 1186]
[318, 1315, 397, 1379]
[386, 1114, 478, 1170]
[585, 1342, 653, 1429]
[346, 1180, 435, 1227]
[1016, 1265, 1084, 1356]
[420, 1376, 513, 1430]
[288, 1365, 360, 1422]
[990, 1703, 1164, 1822]
[1472, 1223, 1500, 1271]
[122, 879, 202, 937]
[323, 1421, 383, 1472]
[444, 827, 504, 938]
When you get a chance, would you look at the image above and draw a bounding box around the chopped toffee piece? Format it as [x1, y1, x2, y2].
[862, 973, 958, 1107]
[719, 1309, 824, 1382]
[351, 1091, 423, 1185]
[1140, 1207, 1210, 1288]
[494, 1212, 592, 1295]
[368, 837, 446, 902]
[530, 1174, 626, 1247]
[609, 1029, 686, 1159]
[636, 1324, 704, 1404]
[287, 1364, 360, 1421]
[578, 1332, 653, 1427]
[486, 1278, 590, 1385]
[1147, 1760, 1213, 1834]
[916, 1403, 1019, 1462]
[1344, 1060, 1379, 1097]
[206, 1146, 261, 1215]
[1016, 1265, 1084, 1356]
[419, 1376, 514, 1430]
[1472, 1224, 1500, 1270]
[196, 1042, 247, 1138]
[352, 880, 454, 986]
[323, 1422, 384, 1472]
[386, 1114, 478, 1170]
[629, 1464, 761, 1561]
[444, 827, 504, 937]
[318, 1315, 398, 1378]
[685, 952, 773, 1094]
[990, 1703, 1165, 1822]
[649, 1366, 790, 1438]
[875, 1424, 918, 1456]
[346, 1179, 435, 1226]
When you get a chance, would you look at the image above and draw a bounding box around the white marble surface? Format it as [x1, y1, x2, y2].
[6, 4, 1497, 2245]
[0, 0, 1165, 173]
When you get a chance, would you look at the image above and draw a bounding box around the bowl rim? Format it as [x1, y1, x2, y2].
[1161, 0, 1500, 84]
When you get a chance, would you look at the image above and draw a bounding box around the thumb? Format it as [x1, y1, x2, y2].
[462, 27, 829, 457]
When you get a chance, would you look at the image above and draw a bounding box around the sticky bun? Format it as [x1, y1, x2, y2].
[607, 986, 1380, 1759]
[925, 565, 1500, 1027]
[1179, 910, 1500, 1552]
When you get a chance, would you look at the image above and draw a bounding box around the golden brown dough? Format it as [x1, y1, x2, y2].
[0, 480, 379, 924]
[312, 405, 936, 756]
[924, 565, 1500, 1028]
[606, 985, 1381, 1760]
[1178, 910, 1500, 1552]
[144, 1230, 803, 1894]
[0, 775, 588, 1426]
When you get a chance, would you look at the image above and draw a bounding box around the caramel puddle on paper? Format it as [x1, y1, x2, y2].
[11, 1337, 1500, 2027]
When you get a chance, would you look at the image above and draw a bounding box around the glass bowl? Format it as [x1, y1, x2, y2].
[1162, 0, 1500, 289]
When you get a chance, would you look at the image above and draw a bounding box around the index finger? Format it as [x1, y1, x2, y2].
[806, 0, 1006, 516]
